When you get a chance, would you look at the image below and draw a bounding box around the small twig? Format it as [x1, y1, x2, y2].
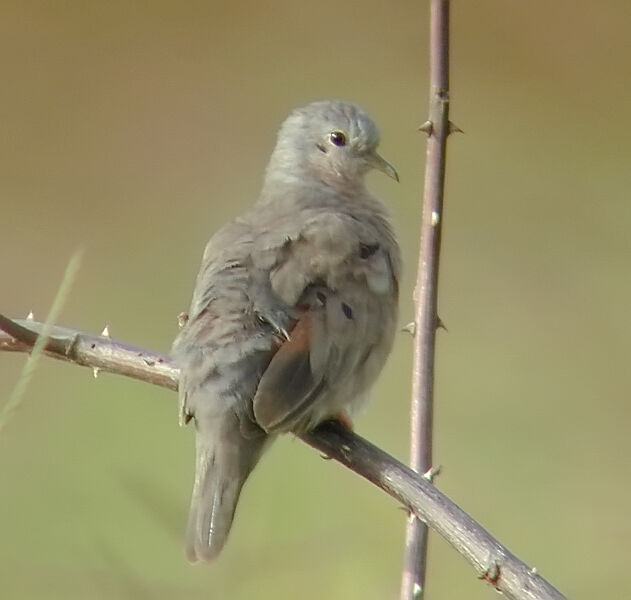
[0, 316, 177, 390]
[0, 315, 566, 600]
[402, 2, 452, 598]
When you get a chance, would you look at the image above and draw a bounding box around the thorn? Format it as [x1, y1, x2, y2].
[448, 121, 464, 134]
[412, 583, 423, 599]
[436, 316, 448, 332]
[530, 566, 538, 574]
[431, 210, 440, 226]
[177, 312, 189, 328]
[479, 561, 501, 586]
[101, 325, 110, 338]
[423, 465, 442, 482]
[26, 311, 35, 321]
[418, 120, 433, 136]
[92, 367, 100, 379]
[402, 321, 416, 336]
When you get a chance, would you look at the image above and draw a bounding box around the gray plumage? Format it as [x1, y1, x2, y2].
[172, 100, 401, 562]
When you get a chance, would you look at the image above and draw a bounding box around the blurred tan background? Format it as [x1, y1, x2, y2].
[1, 1, 629, 598]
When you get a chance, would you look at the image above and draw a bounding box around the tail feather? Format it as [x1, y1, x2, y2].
[186, 416, 266, 563]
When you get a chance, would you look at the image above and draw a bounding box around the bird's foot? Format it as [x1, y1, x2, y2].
[333, 410, 354, 431]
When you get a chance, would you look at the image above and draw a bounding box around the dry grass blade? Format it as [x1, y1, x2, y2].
[0, 249, 83, 435]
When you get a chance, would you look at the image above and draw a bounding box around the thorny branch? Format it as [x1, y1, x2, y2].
[402, 1, 453, 597]
[0, 315, 566, 600]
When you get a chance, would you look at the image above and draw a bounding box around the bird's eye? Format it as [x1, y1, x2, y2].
[329, 131, 347, 147]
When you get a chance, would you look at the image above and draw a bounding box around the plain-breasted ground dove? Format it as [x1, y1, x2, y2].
[172, 100, 401, 562]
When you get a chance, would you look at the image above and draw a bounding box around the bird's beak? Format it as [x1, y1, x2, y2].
[369, 151, 399, 182]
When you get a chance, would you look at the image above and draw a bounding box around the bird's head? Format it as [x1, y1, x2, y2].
[264, 101, 398, 193]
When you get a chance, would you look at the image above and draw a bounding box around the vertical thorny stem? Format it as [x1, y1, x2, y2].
[400, 1, 451, 599]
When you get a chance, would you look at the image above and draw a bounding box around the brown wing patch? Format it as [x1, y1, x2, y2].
[252, 312, 326, 433]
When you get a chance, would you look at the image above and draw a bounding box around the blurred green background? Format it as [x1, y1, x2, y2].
[1, 1, 629, 598]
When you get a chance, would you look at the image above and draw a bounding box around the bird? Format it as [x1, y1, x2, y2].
[172, 100, 401, 563]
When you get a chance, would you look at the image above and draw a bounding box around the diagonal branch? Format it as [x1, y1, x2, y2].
[0, 314, 566, 600]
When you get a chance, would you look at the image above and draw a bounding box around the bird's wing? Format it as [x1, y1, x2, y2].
[172, 218, 279, 434]
[252, 211, 399, 433]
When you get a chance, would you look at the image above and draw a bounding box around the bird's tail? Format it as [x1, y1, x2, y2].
[186, 415, 266, 562]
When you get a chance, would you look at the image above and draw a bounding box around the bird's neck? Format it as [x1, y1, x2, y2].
[259, 166, 367, 206]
